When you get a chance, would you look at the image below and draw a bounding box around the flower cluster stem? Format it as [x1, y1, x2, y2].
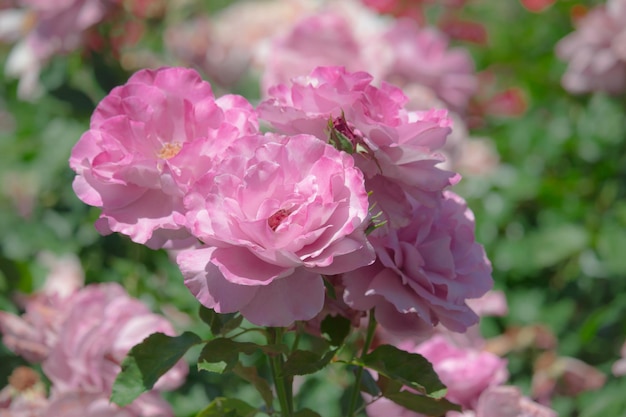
[347, 309, 377, 417]
[268, 327, 293, 417]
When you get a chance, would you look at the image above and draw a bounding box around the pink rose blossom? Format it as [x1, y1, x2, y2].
[0, 253, 83, 362]
[556, 0, 626, 94]
[343, 191, 493, 334]
[258, 66, 459, 227]
[1, 274, 186, 417]
[414, 335, 508, 409]
[259, 2, 392, 94]
[164, 0, 316, 88]
[70, 67, 258, 249]
[365, 333, 507, 417]
[43, 283, 187, 396]
[383, 19, 477, 113]
[178, 133, 375, 326]
[0, 0, 119, 99]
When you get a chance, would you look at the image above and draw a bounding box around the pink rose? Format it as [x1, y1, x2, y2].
[414, 335, 508, 409]
[1, 0, 119, 99]
[382, 19, 477, 114]
[178, 133, 374, 326]
[0, 253, 82, 362]
[365, 333, 507, 417]
[258, 66, 458, 226]
[69, 67, 258, 248]
[42, 283, 187, 397]
[343, 191, 493, 333]
[260, 4, 392, 95]
[556, 0, 626, 94]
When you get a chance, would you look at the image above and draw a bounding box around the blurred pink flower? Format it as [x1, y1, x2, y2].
[0, 253, 186, 416]
[612, 340, 626, 376]
[178, 133, 374, 327]
[532, 351, 605, 404]
[258, 66, 458, 227]
[0, 0, 119, 99]
[383, 19, 477, 113]
[70, 67, 258, 249]
[343, 191, 493, 334]
[474, 386, 557, 417]
[466, 290, 508, 318]
[43, 283, 187, 396]
[365, 334, 507, 416]
[415, 334, 508, 409]
[259, 2, 476, 114]
[259, 2, 391, 94]
[556, 0, 626, 94]
[0, 253, 85, 363]
[164, 0, 316, 88]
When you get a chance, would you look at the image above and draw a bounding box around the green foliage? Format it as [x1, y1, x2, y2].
[112, 332, 202, 407]
[198, 338, 288, 374]
[357, 345, 447, 399]
[195, 397, 259, 417]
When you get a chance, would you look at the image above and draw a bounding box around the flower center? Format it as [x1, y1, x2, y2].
[8, 367, 39, 392]
[157, 142, 182, 159]
[268, 208, 293, 231]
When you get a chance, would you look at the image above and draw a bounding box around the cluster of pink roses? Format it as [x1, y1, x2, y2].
[166, 0, 476, 115]
[69, 65, 493, 337]
[0, 254, 187, 416]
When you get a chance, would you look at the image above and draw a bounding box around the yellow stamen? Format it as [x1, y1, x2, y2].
[157, 142, 182, 159]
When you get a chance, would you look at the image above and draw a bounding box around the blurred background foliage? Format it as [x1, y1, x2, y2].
[1, 0, 625, 416]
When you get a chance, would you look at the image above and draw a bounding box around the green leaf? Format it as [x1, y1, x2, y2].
[282, 349, 336, 377]
[359, 369, 381, 397]
[376, 376, 460, 415]
[382, 390, 461, 415]
[198, 306, 243, 335]
[359, 344, 446, 398]
[111, 332, 200, 407]
[320, 314, 351, 347]
[232, 363, 274, 409]
[195, 397, 258, 417]
[198, 338, 288, 373]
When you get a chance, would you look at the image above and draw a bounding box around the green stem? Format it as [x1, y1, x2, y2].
[347, 309, 377, 417]
[268, 327, 293, 417]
